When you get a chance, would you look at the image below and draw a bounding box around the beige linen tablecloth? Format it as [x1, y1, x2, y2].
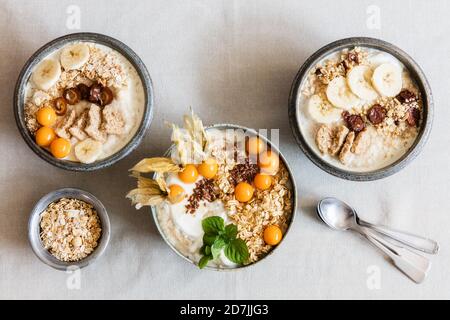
[0, 0, 449, 299]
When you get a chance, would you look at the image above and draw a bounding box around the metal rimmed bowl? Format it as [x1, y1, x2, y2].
[288, 37, 433, 181]
[14, 32, 154, 171]
[28, 188, 110, 270]
[150, 123, 298, 271]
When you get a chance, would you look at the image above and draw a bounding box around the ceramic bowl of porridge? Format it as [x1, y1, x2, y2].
[127, 112, 297, 270]
[14, 33, 153, 171]
[288, 37, 433, 181]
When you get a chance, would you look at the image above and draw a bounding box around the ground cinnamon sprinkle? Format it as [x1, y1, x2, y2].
[186, 179, 217, 214]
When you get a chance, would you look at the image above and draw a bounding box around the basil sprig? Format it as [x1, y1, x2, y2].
[198, 216, 249, 269]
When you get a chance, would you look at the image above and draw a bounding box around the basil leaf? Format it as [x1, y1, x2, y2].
[211, 237, 227, 260]
[223, 224, 238, 240]
[224, 239, 249, 264]
[204, 245, 211, 256]
[202, 216, 225, 235]
[203, 233, 218, 246]
[198, 255, 211, 269]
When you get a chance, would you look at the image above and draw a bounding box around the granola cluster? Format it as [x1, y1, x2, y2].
[313, 47, 367, 86]
[39, 198, 102, 262]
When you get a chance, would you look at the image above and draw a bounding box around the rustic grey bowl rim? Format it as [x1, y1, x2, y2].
[288, 37, 433, 181]
[28, 187, 110, 271]
[14, 32, 154, 171]
[150, 123, 298, 271]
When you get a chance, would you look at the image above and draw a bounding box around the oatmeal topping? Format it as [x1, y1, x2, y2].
[39, 198, 102, 262]
[224, 164, 292, 263]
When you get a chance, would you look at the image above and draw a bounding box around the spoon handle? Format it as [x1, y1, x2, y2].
[359, 227, 431, 284]
[359, 220, 439, 254]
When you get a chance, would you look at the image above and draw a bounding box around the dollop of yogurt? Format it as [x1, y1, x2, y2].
[166, 173, 230, 238]
[164, 172, 239, 268]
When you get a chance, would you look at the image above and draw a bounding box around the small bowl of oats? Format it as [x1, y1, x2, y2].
[288, 37, 433, 181]
[28, 188, 110, 270]
[14, 32, 154, 171]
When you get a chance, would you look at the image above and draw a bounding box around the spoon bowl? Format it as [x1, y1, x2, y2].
[317, 197, 356, 231]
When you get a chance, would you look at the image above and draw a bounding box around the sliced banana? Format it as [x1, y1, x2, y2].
[369, 52, 403, 70]
[32, 59, 61, 91]
[371, 63, 402, 97]
[60, 43, 90, 71]
[74, 138, 103, 164]
[326, 76, 360, 110]
[307, 94, 342, 124]
[347, 65, 378, 101]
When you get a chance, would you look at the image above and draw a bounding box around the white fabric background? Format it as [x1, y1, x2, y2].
[0, 0, 449, 299]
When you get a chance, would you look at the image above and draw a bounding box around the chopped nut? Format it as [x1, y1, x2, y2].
[339, 131, 355, 164]
[186, 179, 217, 214]
[229, 158, 259, 186]
[315, 125, 332, 154]
[329, 125, 349, 156]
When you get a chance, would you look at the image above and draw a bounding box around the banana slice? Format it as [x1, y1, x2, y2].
[32, 59, 61, 91]
[326, 76, 360, 110]
[347, 65, 378, 100]
[307, 94, 342, 124]
[74, 138, 103, 164]
[60, 43, 90, 71]
[371, 63, 402, 97]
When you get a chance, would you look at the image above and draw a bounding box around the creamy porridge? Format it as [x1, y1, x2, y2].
[24, 42, 145, 163]
[297, 47, 422, 172]
[127, 112, 293, 269]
